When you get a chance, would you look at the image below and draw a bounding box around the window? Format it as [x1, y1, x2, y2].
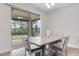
[32, 20, 40, 36]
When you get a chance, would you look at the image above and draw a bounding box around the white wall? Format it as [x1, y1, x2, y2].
[47, 4, 79, 48]
[0, 4, 11, 53]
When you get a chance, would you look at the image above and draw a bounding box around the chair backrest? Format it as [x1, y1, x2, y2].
[22, 36, 31, 55]
[53, 33, 64, 38]
[61, 36, 70, 51]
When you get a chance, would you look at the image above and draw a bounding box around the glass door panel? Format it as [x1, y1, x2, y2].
[32, 20, 40, 36]
[11, 19, 29, 49]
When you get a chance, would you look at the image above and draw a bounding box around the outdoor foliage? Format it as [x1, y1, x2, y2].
[11, 19, 40, 40]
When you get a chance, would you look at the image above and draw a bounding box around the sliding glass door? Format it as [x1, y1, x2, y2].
[11, 19, 29, 49]
[11, 8, 40, 49]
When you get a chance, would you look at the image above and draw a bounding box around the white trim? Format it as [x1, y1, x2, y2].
[0, 49, 11, 54]
[68, 44, 79, 49]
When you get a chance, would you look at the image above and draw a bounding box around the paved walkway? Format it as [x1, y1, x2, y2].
[12, 39, 24, 49]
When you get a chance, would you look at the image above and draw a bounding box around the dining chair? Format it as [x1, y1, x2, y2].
[22, 36, 42, 56]
[45, 39, 62, 56]
[50, 36, 70, 56]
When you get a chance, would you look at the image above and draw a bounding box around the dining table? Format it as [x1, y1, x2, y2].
[29, 36, 62, 56]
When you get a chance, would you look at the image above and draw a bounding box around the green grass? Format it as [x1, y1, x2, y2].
[12, 35, 27, 40]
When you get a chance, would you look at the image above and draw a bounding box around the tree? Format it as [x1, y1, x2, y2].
[12, 20, 17, 35]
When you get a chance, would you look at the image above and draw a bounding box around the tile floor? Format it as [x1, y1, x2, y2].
[0, 47, 79, 56]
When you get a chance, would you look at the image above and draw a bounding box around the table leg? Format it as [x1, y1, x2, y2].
[41, 45, 46, 56]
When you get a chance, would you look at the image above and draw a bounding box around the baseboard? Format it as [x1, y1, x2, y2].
[68, 44, 79, 49]
[0, 51, 11, 54]
[0, 49, 11, 54]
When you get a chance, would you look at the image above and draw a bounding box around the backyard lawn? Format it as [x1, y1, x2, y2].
[12, 35, 27, 40]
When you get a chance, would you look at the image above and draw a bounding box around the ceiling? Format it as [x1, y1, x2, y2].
[11, 3, 73, 20]
[12, 8, 40, 20]
[26, 3, 72, 12]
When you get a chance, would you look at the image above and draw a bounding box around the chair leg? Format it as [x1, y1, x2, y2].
[29, 50, 31, 56]
[66, 48, 68, 56]
[25, 48, 26, 56]
[34, 49, 42, 56]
